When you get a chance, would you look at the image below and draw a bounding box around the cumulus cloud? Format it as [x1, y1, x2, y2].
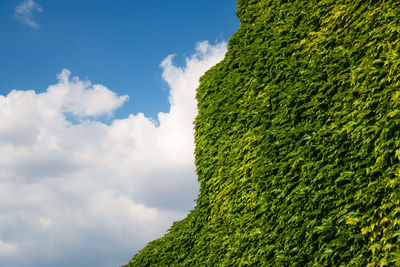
[14, 0, 43, 28]
[0, 41, 227, 267]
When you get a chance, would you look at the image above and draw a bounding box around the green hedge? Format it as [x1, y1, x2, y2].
[124, 0, 400, 265]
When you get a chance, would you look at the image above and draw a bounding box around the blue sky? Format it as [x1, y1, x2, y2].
[0, 0, 238, 120]
[0, 1, 238, 267]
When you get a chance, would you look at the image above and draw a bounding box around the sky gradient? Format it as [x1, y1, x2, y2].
[0, 0, 238, 120]
[0, 1, 238, 266]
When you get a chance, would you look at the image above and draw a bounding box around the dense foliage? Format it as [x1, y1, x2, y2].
[124, 0, 400, 265]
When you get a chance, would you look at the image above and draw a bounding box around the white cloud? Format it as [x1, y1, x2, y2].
[14, 0, 43, 28]
[0, 240, 17, 256]
[0, 41, 227, 267]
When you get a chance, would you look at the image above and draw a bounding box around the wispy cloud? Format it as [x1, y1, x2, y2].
[0, 41, 227, 267]
[14, 0, 43, 28]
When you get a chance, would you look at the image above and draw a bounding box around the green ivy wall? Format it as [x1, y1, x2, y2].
[124, 0, 400, 265]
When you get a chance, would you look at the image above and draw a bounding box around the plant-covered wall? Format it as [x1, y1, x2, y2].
[124, 0, 400, 265]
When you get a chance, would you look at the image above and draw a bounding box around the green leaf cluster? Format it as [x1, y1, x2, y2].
[124, 0, 400, 265]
